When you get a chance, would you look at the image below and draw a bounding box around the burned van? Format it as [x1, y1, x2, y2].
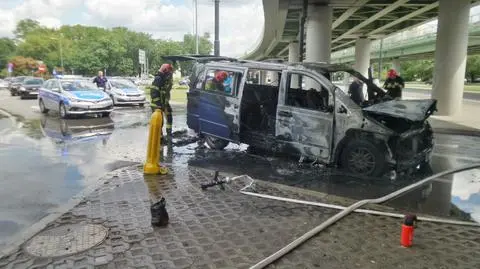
[168, 57, 436, 177]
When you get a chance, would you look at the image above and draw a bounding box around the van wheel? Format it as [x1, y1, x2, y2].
[340, 139, 386, 177]
[205, 135, 229, 150]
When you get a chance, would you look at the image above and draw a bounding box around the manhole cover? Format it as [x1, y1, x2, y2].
[24, 224, 108, 257]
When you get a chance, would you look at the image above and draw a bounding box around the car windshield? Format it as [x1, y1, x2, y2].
[110, 80, 136, 89]
[14, 77, 28, 82]
[61, 80, 98, 91]
[24, 79, 43, 85]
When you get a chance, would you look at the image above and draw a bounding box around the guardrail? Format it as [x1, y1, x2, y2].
[332, 13, 480, 59]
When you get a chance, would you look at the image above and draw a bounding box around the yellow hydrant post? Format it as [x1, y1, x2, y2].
[144, 109, 168, 175]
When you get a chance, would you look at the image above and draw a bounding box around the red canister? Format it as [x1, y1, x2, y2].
[400, 214, 417, 247]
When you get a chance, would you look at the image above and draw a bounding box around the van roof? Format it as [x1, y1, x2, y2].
[163, 55, 354, 73]
[203, 60, 354, 73]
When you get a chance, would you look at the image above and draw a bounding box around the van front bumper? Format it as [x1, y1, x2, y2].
[395, 147, 433, 171]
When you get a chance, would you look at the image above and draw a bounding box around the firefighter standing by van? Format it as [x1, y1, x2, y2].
[383, 69, 405, 99]
[149, 63, 174, 137]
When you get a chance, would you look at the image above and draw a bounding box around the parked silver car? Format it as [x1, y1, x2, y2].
[105, 79, 146, 106]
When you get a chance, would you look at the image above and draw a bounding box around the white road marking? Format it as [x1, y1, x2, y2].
[433, 153, 480, 162]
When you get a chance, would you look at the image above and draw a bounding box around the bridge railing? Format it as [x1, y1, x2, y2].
[332, 13, 480, 59]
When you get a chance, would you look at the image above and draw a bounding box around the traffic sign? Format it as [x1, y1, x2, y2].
[139, 49, 146, 64]
[38, 64, 47, 73]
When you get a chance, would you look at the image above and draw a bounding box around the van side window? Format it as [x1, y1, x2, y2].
[285, 73, 333, 113]
[193, 65, 206, 90]
[246, 70, 281, 86]
[203, 69, 241, 96]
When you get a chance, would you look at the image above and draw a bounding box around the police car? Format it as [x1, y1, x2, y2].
[38, 79, 114, 118]
[105, 78, 146, 106]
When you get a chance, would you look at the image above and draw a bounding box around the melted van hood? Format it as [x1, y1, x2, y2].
[363, 99, 437, 122]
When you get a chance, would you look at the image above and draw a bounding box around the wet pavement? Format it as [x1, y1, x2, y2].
[2, 165, 479, 269]
[1, 89, 480, 255]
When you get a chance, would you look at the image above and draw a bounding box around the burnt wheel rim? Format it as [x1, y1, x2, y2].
[347, 147, 376, 175]
[206, 136, 224, 147]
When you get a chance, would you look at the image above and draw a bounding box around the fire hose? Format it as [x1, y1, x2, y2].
[202, 163, 480, 269]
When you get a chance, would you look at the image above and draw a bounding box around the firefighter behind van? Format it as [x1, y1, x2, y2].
[383, 69, 405, 99]
[149, 63, 174, 136]
[206, 71, 228, 92]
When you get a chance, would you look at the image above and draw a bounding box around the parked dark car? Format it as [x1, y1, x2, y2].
[166, 56, 436, 178]
[18, 77, 44, 99]
[9, 76, 30, 96]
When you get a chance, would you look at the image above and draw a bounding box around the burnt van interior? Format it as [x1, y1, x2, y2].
[240, 70, 280, 140]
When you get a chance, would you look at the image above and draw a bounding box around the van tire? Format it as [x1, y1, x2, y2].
[205, 135, 229, 150]
[339, 139, 386, 177]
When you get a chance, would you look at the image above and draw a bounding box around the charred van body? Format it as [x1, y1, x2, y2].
[166, 56, 436, 177]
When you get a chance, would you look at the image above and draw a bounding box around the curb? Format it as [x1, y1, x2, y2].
[405, 86, 480, 94]
[433, 128, 480, 137]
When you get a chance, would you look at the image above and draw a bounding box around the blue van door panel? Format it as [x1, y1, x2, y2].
[186, 90, 200, 132]
[198, 92, 239, 141]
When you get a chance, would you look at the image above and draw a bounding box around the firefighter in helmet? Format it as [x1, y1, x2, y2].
[383, 69, 405, 99]
[149, 63, 174, 137]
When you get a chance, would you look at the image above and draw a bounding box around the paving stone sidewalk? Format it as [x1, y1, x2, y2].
[1, 165, 479, 269]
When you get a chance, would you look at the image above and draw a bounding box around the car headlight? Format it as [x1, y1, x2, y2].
[20, 87, 26, 91]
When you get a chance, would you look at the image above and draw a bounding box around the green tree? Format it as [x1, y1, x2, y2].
[8, 56, 39, 76]
[0, 38, 16, 69]
[182, 32, 213, 55]
[14, 19, 42, 40]
[177, 33, 213, 76]
[10, 21, 214, 77]
[400, 60, 434, 82]
[466, 55, 480, 82]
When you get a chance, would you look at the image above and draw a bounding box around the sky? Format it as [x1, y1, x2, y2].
[0, 0, 264, 57]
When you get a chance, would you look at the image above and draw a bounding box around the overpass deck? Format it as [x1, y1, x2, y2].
[332, 14, 480, 63]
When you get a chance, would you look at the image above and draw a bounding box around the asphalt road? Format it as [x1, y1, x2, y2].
[0, 89, 479, 253]
[404, 87, 480, 101]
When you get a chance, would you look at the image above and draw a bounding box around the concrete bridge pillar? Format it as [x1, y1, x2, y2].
[288, 41, 300, 87]
[392, 58, 401, 75]
[305, 4, 332, 89]
[432, 0, 470, 116]
[288, 42, 299, 63]
[260, 71, 267, 85]
[267, 70, 279, 86]
[354, 38, 371, 78]
[305, 4, 332, 63]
